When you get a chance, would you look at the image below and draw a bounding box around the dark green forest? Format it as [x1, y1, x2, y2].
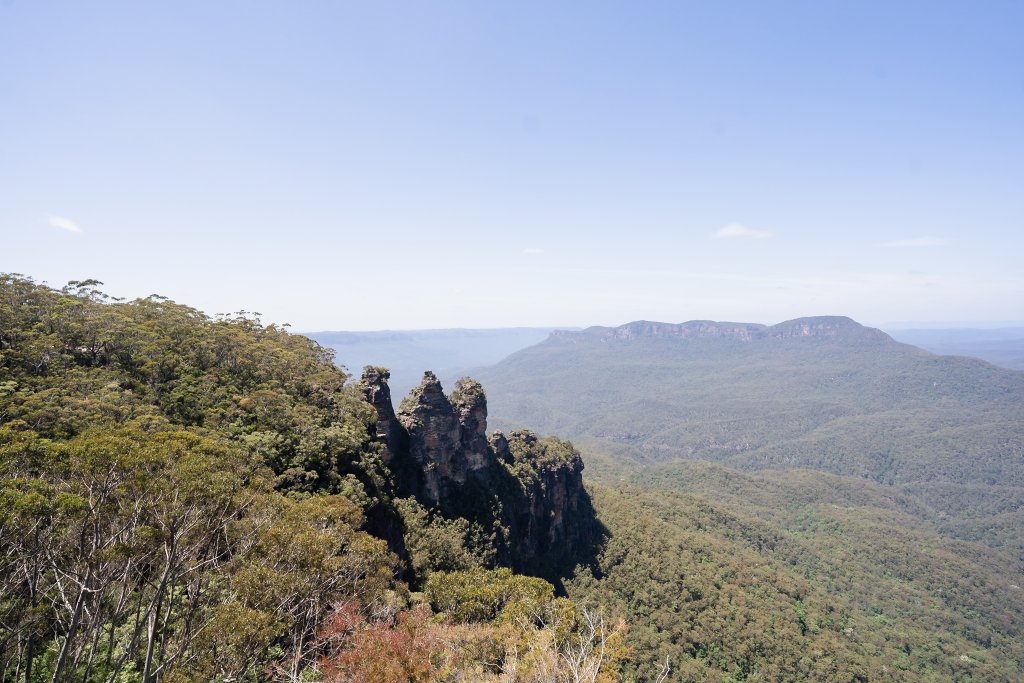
[3, 278, 1022, 681]
[477, 321, 1024, 555]
[476, 319, 1024, 681]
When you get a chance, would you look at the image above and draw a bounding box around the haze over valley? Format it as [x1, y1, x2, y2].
[308, 319, 1024, 396]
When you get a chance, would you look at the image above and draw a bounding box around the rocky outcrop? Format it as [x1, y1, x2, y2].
[396, 371, 466, 503]
[359, 366, 407, 464]
[501, 430, 592, 575]
[767, 316, 891, 342]
[359, 368, 600, 580]
[449, 378, 491, 472]
[489, 430, 512, 464]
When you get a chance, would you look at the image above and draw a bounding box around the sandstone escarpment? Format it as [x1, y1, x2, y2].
[553, 315, 892, 344]
[767, 316, 890, 341]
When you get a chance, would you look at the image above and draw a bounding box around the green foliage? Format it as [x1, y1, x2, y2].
[0, 274, 383, 501]
[425, 567, 555, 624]
[506, 430, 581, 473]
[0, 276, 401, 681]
[566, 481, 1024, 681]
[0, 275, 614, 681]
[395, 498, 490, 585]
[18, 273, 1022, 681]
[478, 320, 1024, 679]
[447, 377, 485, 407]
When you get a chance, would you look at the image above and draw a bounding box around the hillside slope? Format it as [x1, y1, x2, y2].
[477, 317, 1024, 530]
[570, 474, 1024, 681]
[0, 276, 602, 682]
[471, 315, 1024, 679]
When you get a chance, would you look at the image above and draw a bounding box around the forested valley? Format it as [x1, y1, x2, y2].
[2, 275, 1023, 682]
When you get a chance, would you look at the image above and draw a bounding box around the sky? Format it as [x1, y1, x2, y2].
[2, 1, 1023, 330]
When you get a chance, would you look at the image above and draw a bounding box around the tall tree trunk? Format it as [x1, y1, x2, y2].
[51, 565, 93, 683]
[23, 637, 33, 683]
[142, 545, 176, 683]
[23, 531, 41, 683]
[141, 585, 165, 683]
[106, 559, 173, 683]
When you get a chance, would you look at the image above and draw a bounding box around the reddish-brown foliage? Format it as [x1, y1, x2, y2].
[318, 601, 442, 683]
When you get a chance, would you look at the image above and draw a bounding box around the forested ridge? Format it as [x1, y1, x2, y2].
[478, 319, 1024, 556]
[478, 318, 1024, 681]
[3, 275, 1023, 682]
[0, 275, 623, 682]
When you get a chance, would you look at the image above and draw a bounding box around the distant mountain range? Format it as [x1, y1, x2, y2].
[308, 323, 1024, 400]
[305, 327, 566, 396]
[474, 316, 1024, 544]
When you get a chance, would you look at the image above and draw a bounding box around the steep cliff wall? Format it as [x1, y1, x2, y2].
[553, 316, 892, 344]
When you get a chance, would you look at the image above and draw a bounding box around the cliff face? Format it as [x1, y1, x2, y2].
[553, 316, 892, 344]
[767, 316, 891, 341]
[559, 320, 767, 342]
[501, 430, 591, 572]
[397, 371, 466, 503]
[360, 366, 407, 464]
[359, 369, 599, 580]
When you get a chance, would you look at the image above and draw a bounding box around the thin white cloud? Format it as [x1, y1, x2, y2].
[880, 236, 949, 248]
[712, 222, 772, 240]
[48, 215, 82, 233]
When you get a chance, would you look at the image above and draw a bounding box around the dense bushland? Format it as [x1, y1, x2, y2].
[0, 276, 622, 682]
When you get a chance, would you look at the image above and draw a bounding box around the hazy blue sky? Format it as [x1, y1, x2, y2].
[3, 1, 1022, 330]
